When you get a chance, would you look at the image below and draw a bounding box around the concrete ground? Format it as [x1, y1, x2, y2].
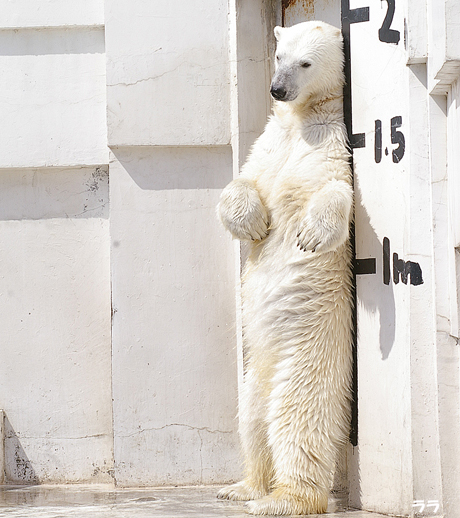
[0, 485, 388, 518]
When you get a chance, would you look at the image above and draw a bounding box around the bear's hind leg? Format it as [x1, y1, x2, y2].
[245, 348, 350, 515]
[217, 369, 273, 501]
[244, 427, 334, 514]
[245, 486, 328, 515]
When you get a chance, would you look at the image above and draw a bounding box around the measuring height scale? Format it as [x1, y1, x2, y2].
[282, 0, 435, 513]
[342, 0, 435, 515]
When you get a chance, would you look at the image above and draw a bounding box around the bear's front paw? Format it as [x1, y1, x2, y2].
[297, 188, 351, 253]
[296, 211, 347, 253]
[217, 179, 269, 241]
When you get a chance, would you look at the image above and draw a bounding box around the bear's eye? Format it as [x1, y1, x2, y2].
[276, 55, 280, 61]
[301, 62, 311, 68]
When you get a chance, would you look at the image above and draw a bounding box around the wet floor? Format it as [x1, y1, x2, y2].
[0, 485, 387, 518]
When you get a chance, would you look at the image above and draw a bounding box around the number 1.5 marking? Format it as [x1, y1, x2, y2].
[374, 116, 405, 164]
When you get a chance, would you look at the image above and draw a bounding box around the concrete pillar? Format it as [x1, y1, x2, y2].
[105, 0, 243, 485]
[0, 0, 113, 483]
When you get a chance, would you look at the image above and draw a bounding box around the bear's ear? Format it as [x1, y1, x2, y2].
[274, 26, 284, 41]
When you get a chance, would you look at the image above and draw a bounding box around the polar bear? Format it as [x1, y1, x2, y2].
[216, 21, 353, 515]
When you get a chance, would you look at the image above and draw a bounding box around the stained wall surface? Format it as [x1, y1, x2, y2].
[104, 0, 245, 485]
[109, 146, 240, 485]
[0, 0, 254, 485]
[0, 2, 113, 483]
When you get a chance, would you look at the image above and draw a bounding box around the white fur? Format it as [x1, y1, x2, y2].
[217, 21, 353, 515]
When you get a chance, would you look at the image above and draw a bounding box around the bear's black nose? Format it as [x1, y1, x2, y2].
[270, 84, 287, 101]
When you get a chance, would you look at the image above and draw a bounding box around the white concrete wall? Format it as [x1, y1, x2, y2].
[0, 166, 113, 483]
[0, 0, 113, 484]
[428, 6, 460, 510]
[0, 0, 107, 484]
[427, 0, 460, 94]
[105, 0, 244, 486]
[0, 0, 104, 28]
[105, 0, 230, 146]
[0, 0, 246, 486]
[350, 3, 413, 513]
[109, 147, 239, 485]
[0, 27, 107, 168]
[0, 0, 258, 484]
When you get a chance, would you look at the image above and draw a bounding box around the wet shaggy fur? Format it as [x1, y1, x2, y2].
[216, 21, 353, 515]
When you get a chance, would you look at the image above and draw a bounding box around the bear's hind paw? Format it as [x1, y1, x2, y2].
[244, 488, 328, 515]
[217, 481, 267, 501]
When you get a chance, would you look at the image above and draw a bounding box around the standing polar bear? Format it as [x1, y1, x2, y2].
[217, 21, 353, 515]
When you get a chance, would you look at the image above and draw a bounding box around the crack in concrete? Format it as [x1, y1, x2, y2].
[119, 423, 233, 438]
[107, 60, 227, 88]
[197, 429, 203, 485]
[107, 62, 192, 87]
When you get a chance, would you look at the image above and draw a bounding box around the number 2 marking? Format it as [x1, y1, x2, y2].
[378, 0, 400, 44]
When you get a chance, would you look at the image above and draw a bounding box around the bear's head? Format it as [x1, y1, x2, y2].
[270, 21, 344, 106]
